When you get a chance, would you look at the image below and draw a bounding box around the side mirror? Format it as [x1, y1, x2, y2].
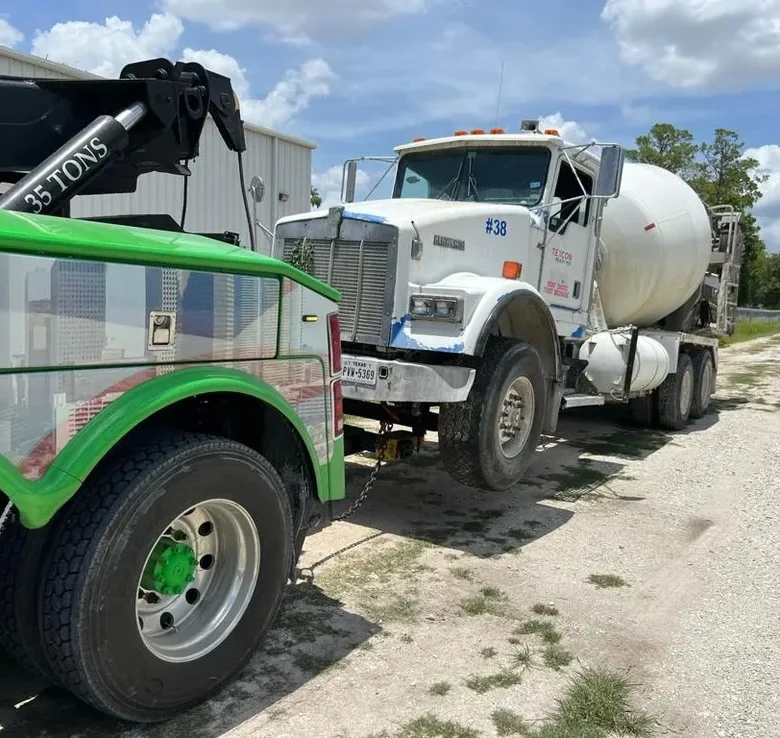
[343, 161, 358, 203]
[594, 145, 624, 199]
[249, 175, 265, 203]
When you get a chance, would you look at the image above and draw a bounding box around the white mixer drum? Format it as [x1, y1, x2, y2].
[597, 162, 712, 327]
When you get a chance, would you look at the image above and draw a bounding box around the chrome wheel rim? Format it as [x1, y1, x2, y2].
[679, 365, 694, 417]
[136, 499, 261, 663]
[498, 376, 535, 458]
[700, 360, 713, 409]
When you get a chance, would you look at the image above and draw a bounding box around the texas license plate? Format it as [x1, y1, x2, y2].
[342, 358, 378, 386]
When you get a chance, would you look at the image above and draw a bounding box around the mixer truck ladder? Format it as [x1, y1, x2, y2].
[706, 206, 743, 336]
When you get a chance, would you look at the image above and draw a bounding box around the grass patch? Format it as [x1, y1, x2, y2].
[400, 633, 414, 643]
[543, 644, 574, 671]
[428, 681, 452, 697]
[460, 587, 508, 616]
[480, 646, 498, 659]
[515, 619, 562, 644]
[531, 603, 559, 616]
[544, 463, 610, 500]
[505, 527, 534, 542]
[397, 715, 479, 738]
[317, 539, 430, 597]
[574, 430, 669, 460]
[719, 318, 780, 346]
[293, 650, 342, 675]
[465, 669, 523, 694]
[542, 667, 657, 737]
[588, 574, 629, 589]
[491, 708, 531, 736]
[450, 567, 474, 581]
[362, 595, 420, 623]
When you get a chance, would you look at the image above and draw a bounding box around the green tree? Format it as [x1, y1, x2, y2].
[310, 186, 322, 208]
[626, 123, 702, 180]
[753, 252, 780, 309]
[691, 129, 768, 306]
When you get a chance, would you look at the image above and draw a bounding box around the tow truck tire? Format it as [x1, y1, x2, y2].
[689, 348, 715, 420]
[38, 432, 293, 723]
[439, 338, 546, 490]
[0, 514, 55, 681]
[657, 351, 695, 431]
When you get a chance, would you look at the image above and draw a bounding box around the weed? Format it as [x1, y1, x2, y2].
[450, 567, 474, 581]
[362, 596, 420, 623]
[513, 644, 534, 670]
[428, 681, 452, 697]
[464, 669, 522, 694]
[532, 603, 559, 616]
[480, 646, 498, 659]
[588, 574, 629, 589]
[358, 640, 375, 651]
[515, 619, 562, 644]
[543, 644, 574, 670]
[460, 587, 507, 616]
[397, 714, 480, 738]
[491, 708, 531, 736]
[400, 633, 414, 644]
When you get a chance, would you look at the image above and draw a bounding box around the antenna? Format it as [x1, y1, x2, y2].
[494, 59, 505, 129]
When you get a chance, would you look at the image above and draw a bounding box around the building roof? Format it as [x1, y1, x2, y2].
[0, 45, 317, 150]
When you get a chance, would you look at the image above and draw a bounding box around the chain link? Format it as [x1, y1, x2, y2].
[295, 420, 393, 583]
[331, 420, 392, 523]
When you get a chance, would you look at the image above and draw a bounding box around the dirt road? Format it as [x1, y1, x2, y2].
[2, 335, 779, 737]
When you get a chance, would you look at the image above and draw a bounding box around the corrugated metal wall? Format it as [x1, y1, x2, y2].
[0, 49, 314, 253]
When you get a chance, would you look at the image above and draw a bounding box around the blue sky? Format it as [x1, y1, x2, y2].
[3, 0, 780, 250]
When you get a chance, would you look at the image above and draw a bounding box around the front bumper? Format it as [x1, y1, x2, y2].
[341, 354, 475, 403]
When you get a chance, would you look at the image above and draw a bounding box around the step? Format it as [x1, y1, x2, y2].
[562, 393, 606, 409]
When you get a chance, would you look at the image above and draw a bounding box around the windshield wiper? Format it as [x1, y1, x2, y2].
[437, 155, 466, 200]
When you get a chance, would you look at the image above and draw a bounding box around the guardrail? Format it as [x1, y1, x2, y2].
[736, 307, 780, 322]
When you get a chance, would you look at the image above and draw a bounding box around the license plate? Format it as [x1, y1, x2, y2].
[342, 358, 378, 386]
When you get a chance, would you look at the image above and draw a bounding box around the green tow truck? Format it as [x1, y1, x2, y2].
[0, 58, 345, 722]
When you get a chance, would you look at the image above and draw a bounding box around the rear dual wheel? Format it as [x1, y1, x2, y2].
[629, 348, 714, 430]
[3, 433, 293, 723]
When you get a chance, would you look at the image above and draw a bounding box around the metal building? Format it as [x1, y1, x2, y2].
[0, 46, 316, 252]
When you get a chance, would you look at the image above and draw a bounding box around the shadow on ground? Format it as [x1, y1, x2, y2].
[334, 399, 726, 559]
[0, 584, 378, 738]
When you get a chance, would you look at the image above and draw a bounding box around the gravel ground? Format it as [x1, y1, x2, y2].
[1, 334, 779, 738]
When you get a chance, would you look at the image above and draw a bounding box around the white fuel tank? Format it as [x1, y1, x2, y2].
[597, 162, 712, 327]
[578, 330, 671, 395]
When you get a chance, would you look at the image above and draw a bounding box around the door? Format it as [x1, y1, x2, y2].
[538, 158, 594, 312]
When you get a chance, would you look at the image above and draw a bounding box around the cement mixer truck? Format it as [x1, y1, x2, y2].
[273, 121, 742, 491]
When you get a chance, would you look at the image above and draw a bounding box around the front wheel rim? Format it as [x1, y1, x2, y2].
[136, 499, 261, 663]
[498, 376, 535, 459]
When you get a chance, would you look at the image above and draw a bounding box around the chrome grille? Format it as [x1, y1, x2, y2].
[282, 237, 395, 344]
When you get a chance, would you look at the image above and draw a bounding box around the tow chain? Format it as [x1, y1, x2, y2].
[296, 420, 393, 583]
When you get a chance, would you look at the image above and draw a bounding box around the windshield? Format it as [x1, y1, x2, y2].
[393, 146, 551, 206]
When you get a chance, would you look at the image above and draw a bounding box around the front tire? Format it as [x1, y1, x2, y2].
[38, 433, 293, 723]
[439, 338, 546, 490]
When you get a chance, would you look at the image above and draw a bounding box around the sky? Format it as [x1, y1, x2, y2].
[3, 1, 780, 251]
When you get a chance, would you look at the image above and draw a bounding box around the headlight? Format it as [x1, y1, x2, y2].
[409, 294, 463, 322]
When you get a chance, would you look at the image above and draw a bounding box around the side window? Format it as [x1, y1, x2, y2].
[552, 160, 593, 228]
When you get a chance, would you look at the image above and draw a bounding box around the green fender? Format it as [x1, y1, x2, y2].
[0, 365, 344, 529]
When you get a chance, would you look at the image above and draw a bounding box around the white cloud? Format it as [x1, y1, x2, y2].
[30, 14, 184, 78]
[183, 49, 333, 129]
[163, 0, 435, 43]
[0, 18, 23, 48]
[602, 0, 780, 90]
[311, 165, 371, 210]
[745, 144, 780, 253]
[538, 113, 589, 143]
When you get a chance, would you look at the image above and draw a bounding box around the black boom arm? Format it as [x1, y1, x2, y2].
[0, 58, 247, 216]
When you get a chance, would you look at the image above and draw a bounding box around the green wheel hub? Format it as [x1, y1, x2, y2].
[141, 538, 197, 596]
